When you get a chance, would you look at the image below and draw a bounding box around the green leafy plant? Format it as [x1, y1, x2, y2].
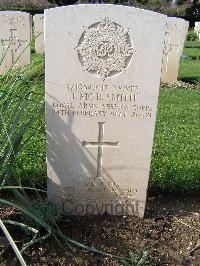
[121, 248, 156, 266]
[0, 55, 45, 186]
[22, 199, 62, 230]
[186, 29, 199, 42]
[0, 219, 27, 265]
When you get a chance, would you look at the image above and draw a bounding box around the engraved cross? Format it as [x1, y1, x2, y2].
[82, 122, 119, 178]
[1, 29, 27, 63]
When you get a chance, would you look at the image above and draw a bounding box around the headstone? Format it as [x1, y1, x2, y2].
[33, 14, 44, 54]
[0, 11, 31, 75]
[30, 13, 33, 41]
[45, 5, 167, 218]
[194, 22, 200, 40]
[161, 17, 189, 83]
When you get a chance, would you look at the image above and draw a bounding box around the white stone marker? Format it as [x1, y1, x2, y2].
[45, 5, 167, 218]
[194, 22, 200, 40]
[161, 17, 189, 83]
[33, 14, 44, 54]
[0, 11, 31, 75]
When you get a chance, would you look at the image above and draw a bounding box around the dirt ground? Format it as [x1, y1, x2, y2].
[0, 193, 200, 265]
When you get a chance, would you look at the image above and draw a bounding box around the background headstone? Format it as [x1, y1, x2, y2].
[45, 5, 167, 218]
[161, 17, 189, 83]
[30, 13, 33, 41]
[33, 14, 44, 54]
[0, 11, 31, 75]
[194, 21, 200, 40]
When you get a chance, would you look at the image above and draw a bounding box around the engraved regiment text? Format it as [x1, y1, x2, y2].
[51, 82, 153, 120]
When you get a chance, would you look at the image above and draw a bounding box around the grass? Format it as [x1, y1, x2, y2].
[178, 40, 200, 82]
[178, 59, 200, 81]
[157, 41, 200, 191]
[183, 47, 200, 57]
[183, 39, 200, 57]
[151, 89, 200, 192]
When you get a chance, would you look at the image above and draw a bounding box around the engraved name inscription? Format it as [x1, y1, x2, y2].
[51, 82, 153, 120]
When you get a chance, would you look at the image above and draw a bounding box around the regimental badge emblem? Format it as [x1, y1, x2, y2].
[77, 17, 135, 80]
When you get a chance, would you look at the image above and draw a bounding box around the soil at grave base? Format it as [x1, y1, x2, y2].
[0, 193, 200, 266]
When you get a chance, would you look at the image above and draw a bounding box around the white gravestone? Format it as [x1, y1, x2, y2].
[161, 17, 189, 83]
[194, 22, 200, 40]
[0, 11, 31, 75]
[45, 5, 167, 218]
[33, 14, 44, 54]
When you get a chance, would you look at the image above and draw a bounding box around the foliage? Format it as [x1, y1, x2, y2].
[185, 0, 200, 21]
[181, 54, 192, 60]
[48, 0, 77, 6]
[0, 54, 45, 186]
[121, 248, 156, 266]
[0, 5, 44, 14]
[184, 40, 200, 48]
[186, 29, 199, 42]
[0, 219, 26, 265]
[22, 199, 62, 230]
[0, 0, 198, 21]
[46, 0, 199, 18]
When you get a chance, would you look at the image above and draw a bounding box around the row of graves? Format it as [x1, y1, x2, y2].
[0, 9, 188, 82]
[0, 6, 189, 218]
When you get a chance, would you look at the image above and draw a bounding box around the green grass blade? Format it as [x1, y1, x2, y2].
[2, 219, 38, 234]
[0, 219, 27, 266]
[0, 199, 52, 234]
[0, 186, 47, 193]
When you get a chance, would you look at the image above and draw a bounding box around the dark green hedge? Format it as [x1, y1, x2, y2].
[0, 6, 45, 14]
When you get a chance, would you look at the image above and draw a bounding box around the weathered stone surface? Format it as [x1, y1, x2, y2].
[45, 5, 167, 218]
[161, 17, 189, 83]
[0, 11, 31, 74]
[33, 14, 44, 54]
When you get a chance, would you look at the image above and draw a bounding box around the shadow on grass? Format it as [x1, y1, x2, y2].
[184, 45, 200, 48]
[178, 77, 200, 83]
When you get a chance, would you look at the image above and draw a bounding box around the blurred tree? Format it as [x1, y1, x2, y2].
[46, 0, 199, 16]
[185, 0, 200, 21]
[48, 0, 77, 5]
